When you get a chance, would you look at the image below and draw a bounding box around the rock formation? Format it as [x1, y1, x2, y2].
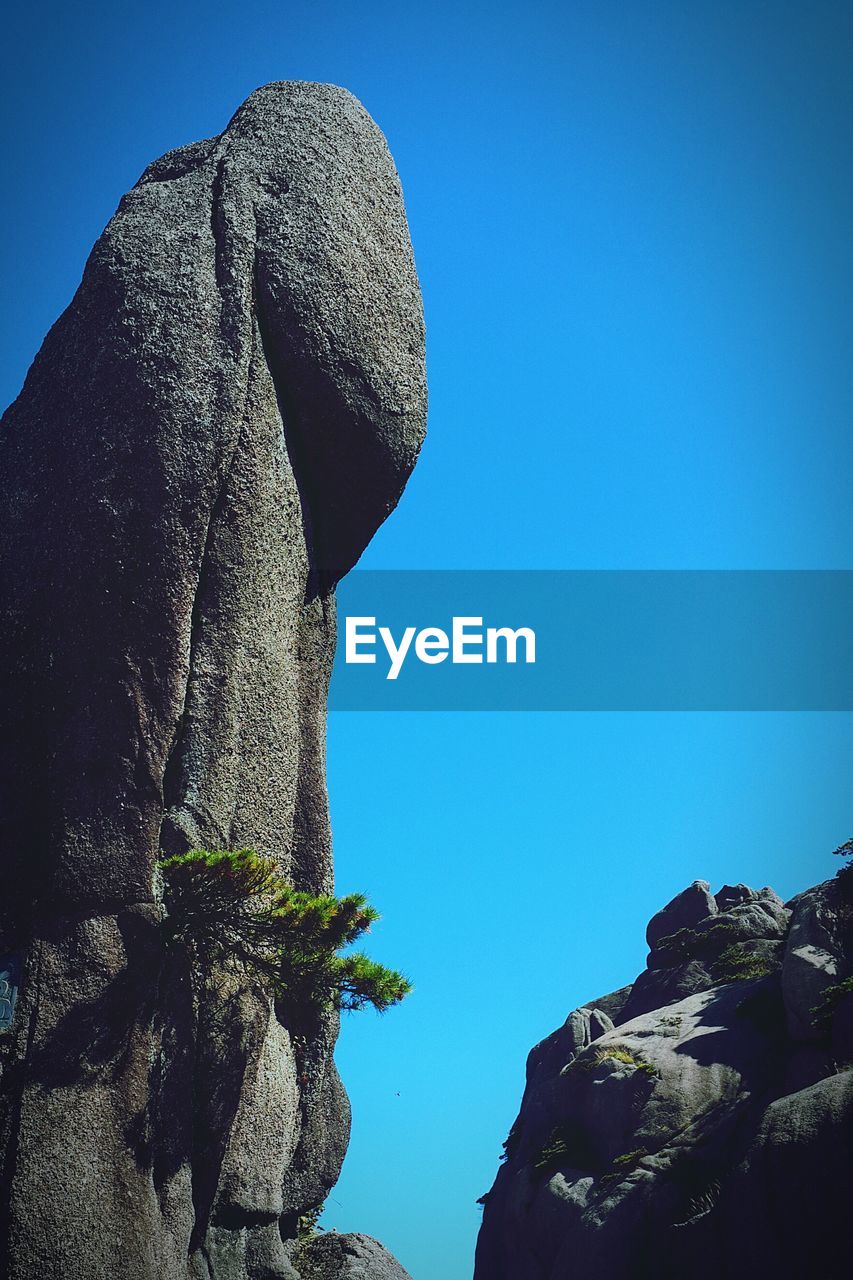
[0, 82, 425, 1279]
[285, 1232, 414, 1279]
[475, 874, 853, 1280]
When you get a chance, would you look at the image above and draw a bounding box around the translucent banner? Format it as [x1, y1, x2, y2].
[329, 571, 853, 711]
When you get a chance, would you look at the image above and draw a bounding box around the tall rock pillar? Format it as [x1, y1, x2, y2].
[0, 82, 426, 1280]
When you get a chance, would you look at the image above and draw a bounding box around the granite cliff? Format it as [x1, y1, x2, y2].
[474, 870, 853, 1279]
[0, 82, 424, 1279]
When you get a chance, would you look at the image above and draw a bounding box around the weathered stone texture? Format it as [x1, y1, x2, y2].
[0, 81, 425, 1279]
[286, 1232, 414, 1280]
[475, 876, 853, 1280]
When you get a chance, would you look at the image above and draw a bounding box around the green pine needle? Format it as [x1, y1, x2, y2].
[158, 848, 411, 1016]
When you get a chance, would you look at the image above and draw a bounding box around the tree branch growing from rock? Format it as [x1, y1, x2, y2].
[158, 848, 412, 1013]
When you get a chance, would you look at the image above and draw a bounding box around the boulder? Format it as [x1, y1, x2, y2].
[287, 1233, 414, 1280]
[645, 881, 717, 951]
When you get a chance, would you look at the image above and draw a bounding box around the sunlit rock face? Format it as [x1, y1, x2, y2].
[0, 82, 425, 1280]
[475, 876, 853, 1280]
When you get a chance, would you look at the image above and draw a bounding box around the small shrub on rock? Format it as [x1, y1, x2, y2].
[500, 1119, 521, 1163]
[654, 917, 737, 965]
[534, 1122, 595, 1174]
[612, 1146, 649, 1168]
[599, 1147, 649, 1191]
[296, 1204, 325, 1239]
[810, 976, 853, 1034]
[833, 837, 853, 904]
[594, 1047, 660, 1078]
[710, 944, 772, 985]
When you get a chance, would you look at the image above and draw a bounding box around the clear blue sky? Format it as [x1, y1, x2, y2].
[2, 4, 851, 1278]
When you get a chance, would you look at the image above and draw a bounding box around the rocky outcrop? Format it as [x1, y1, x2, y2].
[285, 1232, 414, 1279]
[475, 874, 853, 1280]
[0, 83, 425, 1279]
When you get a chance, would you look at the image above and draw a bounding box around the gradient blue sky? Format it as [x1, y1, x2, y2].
[2, 4, 852, 1278]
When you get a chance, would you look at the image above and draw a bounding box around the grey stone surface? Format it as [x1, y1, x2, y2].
[475, 876, 853, 1280]
[618, 957, 715, 1022]
[0, 82, 425, 1279]
[582, 985, 633, 1023]
[782, 877, 851, 1041]
[507, 1007, 615, 1168]
[709, 1072, 853, 1280]
[287, 1233, 414, 1280]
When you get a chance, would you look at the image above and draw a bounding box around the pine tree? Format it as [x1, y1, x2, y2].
[158, 848, 411, 1013]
